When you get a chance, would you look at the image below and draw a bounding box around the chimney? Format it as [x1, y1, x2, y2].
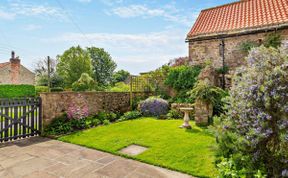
[10, 51, 21, 84]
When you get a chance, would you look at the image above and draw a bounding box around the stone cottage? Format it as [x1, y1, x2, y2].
[186, 0, 288, 85]
[0, 51, 35, 85]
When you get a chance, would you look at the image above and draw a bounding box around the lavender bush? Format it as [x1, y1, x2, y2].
[139, 97, 169, 117]
[217, 44, 288, 177]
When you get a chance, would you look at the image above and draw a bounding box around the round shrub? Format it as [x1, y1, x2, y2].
[139, 97, 169, 117]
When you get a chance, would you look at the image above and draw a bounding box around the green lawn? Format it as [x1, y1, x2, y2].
[59, 118, 218, 177]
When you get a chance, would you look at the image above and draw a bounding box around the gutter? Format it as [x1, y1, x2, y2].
[185, 23, 288, 43]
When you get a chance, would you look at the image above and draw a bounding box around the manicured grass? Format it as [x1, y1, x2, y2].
[59, 118, 218, 177]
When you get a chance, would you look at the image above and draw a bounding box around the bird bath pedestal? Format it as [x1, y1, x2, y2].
[179, 107, 193, 129]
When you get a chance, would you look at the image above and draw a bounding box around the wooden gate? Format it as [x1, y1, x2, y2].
[0, 97, 42, 143]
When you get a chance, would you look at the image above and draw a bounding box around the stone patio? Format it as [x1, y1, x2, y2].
[0, 137, 193, 178]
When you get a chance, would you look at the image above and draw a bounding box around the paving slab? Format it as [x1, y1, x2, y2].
[0, 137, 194, 178]
[119, 144, 148, 156]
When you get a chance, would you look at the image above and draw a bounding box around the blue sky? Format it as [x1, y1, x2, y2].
[0, 0, 234, 74]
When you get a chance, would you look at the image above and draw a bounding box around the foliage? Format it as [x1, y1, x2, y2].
[0, 85, 35, 98]
[165, 65, 202, 91]
[240, 41, 259, 53]
[139, 97, 169, 117]
[216, 65, 229, 74]
[264, 33, 282, 48]
[119, 111, 142, 121]
[87, 47, 117, 86]
[59, 118, 218, 177]
[44, 114, 87, 135]
[240, 33, 282, 53]
[164, 65, 202, 102]
[34, 57, 65, 88]
[44, 115, 72, 135]
[166, 109, 183, 120]
[103, 119, 110, 125]
[216, 45, 288, 177]
[109, 82, 130, 92]
[35, 86, 49, 95]
[96, 111, 118, 122]
[189, 81, 227, 112]
[112, 70, 130, 84]
[57, 46, 92, 87]
[72, 73, 96, 91]
[50, 87, 64, 92]
[67, 100, 89, 120]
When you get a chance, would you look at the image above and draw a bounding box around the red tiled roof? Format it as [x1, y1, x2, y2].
[0, 62, 10, 68]
[187, 0, 288, 39]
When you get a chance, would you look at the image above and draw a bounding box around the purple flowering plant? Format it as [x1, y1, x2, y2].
[139, 97, 169, 117]
[216, 45, 288, 177]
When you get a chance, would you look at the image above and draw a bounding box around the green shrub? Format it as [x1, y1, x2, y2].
[165, 65, 202, 91]
[0, 85, 35, 98]
[72, 73, 96, 91]
[103, 119, 110, 125]
[119, 111, 142, 121]
[85, 116, 101, 127]
[35, 86, 49, 95]
[109, 82, 130, 92]
[44, 115, 72, 135]
[166, 109, 183, 120]
[96, 111, 118, 122]
[50, 87, 64, 92]
[164, 65, 202, 102]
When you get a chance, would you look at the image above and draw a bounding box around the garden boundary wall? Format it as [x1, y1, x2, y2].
[40, 92, 152, 127]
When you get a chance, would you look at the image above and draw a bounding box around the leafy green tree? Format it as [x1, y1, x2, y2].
[87, 47, 117, 86]
[57, 46, 92, 87]
[72, 73, 96, 91]
[112, 70, 130, 84]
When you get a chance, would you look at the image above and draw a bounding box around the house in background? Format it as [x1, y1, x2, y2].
[0, 51, 35, 85]
[186, 0, 288, 72]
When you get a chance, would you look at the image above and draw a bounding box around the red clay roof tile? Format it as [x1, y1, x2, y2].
[187, 0, 288, 39]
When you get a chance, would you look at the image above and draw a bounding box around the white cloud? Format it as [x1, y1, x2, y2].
[23, 24, 42, 31]
[109, 4, 199, 26]
[0, 2, 67, 21]
[10, 3, 66, 19]
[101, 0, 123, 6]
[0, 10, 15, 20]
[43, 30, 188, 73]
[77, 0, 92, 3]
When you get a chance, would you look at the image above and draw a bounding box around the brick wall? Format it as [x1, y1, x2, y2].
[188, 29, 288, 72]
[40, 92, 152, 126]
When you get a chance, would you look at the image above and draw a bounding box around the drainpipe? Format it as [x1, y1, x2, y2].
[220, 39, 226, 90]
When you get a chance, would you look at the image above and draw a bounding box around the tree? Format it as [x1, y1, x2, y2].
[34, 57, 64, 87]
[112, 70, 130, 84]
[57, 46, 92, 87]
[72, 73, 96, 91]
[216, 45, 288, 177]
[87, 47, 117, 86]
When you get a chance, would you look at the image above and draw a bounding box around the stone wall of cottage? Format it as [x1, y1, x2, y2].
[188, 29, 288, 73]
[40, 92, 152, 126]
[0, 64, 35, 85]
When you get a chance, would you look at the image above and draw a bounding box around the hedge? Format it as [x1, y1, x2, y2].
[0, 85, 36, 98]
[35, 86, 49, 95]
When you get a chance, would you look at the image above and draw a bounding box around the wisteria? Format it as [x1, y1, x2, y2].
[218, 45, 288, 177]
